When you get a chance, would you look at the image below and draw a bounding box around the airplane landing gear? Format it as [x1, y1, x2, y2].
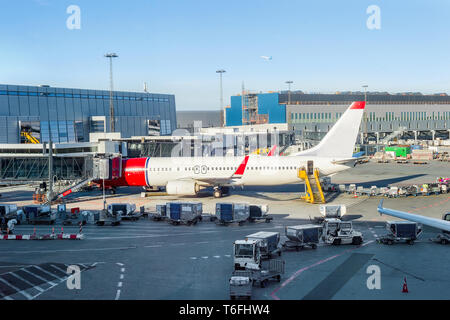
[213, 187, 222, 198]
[213, 186, 230, 198]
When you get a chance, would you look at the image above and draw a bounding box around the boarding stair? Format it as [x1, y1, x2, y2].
[298, 162, 326, 204]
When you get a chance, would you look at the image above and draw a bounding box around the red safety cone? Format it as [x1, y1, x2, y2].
[79, 222, 83, 234]
[353, 191, 358, 198]
[402, 277, 408, 293]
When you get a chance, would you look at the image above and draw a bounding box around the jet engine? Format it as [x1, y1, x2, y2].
[166, 181, 198, 195]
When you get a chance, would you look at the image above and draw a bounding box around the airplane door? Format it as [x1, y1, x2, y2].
[307, 161, 314, 175]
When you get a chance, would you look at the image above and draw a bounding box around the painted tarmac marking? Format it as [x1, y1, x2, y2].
[8, 273, 44, 292]
[115, 264, 126, 300]
[271, 240, 375, 300]
[0, 277, 33, 300]
[21, 268, 56, 286]
[303, 253, 374, 300]
[0, 246, 137, 254]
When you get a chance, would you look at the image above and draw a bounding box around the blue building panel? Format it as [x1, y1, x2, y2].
[226, 95, 243, 126]
[226, 93, 285, 126]
[258, 93, 286, 124]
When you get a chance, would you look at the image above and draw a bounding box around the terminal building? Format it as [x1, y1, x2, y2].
[225, 91, 450, 145]
[0, 84, 177, 144]
[0, 83, 177, 183]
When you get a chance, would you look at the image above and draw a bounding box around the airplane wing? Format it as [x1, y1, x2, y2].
[331, 158, 358, 165]
[177, 155, 250, 187]
[377, 200, 450, 232]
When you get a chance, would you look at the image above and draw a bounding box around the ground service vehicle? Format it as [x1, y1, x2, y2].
[322, 219, 363, 245]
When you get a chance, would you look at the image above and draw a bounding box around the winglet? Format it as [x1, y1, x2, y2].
[267, 145, 277, 156]
[378, 199, 384, 215]
[234, 156, 249, 176]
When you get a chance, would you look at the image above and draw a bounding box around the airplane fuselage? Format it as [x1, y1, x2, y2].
[104, 155, 352, 188]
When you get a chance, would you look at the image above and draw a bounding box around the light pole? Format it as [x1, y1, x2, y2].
[216, 69, 226, 126]
[285, 81, 293, 104]
[105, 53, 118, 132]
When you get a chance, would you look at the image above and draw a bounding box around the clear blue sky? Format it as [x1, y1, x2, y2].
[1, 0, 449, 110]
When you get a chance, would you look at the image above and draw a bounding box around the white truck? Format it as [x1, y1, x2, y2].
[233, 231, 281, 270]
[322, 218, 363, 245]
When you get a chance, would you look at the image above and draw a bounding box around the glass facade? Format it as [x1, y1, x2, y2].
[0, 84, 177, 143]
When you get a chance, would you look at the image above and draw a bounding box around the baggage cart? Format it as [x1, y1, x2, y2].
[167, 202, 202, 225]
[282, 224, 322, 251]
[61, 206, 88, 225]
[23, 205, 56, 225]
[229, 271, 252, 300]
[246, 231, 281, 259]
[215, 203, 249, 225]
[248, 204, 272, 223]
[248, 260, 285, 288]
[377, 221, 422, 245]
[96, 208, 121, 226]
[108, 203, 140, 221]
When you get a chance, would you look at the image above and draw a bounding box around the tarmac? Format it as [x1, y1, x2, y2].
[0, 161, 448, 300]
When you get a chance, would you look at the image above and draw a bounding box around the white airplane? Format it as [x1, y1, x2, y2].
[102, 101, 366, 198]
[260, 56, 272, 61]
[377, 199, 450, 232]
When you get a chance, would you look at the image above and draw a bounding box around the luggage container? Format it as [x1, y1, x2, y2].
[386, 187, 399, 198]
[348, 184, 356, 194]
[248, 204, 272, 223]
[369, 186, 378, 196]
[215, 203, 249, 225]
[338, 184, 346, 193]
[60, 206, 88, 225]
[167, 202, 202, 225]
[316, 204, 346, 222]
[0, 204, 18, 220]
[108, 203, 140, 221]
[356, 186, 365, 196]
[282, 224, 322, 251]
[406, 185, 419, 196]
[377, 221, 422, 245]
[96, 208, 121, 226]
[245, 231, 281, 259]
[23, 205, 56, 225]
[398, 186, 408, 197]
[430, 183, 441, 195]
[154, 204, 167, 221]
